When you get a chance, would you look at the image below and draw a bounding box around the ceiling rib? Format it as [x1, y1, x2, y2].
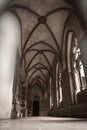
[11, 4, 75, 87]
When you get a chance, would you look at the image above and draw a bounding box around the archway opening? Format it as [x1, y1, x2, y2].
[33, 96, 40, 116]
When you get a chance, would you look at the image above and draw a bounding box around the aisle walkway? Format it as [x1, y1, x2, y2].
[0, 117, 87, 130]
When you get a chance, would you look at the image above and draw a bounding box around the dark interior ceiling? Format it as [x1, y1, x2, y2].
[64, 0, 87, 30]
[63, 0, 77, 7]
[63, 0, 80, 7]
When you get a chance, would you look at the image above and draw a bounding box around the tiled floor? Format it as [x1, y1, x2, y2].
[0, 117, 87, 130]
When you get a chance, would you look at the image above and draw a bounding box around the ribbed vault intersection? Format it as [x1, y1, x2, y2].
[10, 2, 74, 90]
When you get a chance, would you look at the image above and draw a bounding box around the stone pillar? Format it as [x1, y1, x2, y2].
[61, 68, 72, 117]
[11, 99, 17, 119]
[11, 56, 19, 119]
[11, 84, 19, 119]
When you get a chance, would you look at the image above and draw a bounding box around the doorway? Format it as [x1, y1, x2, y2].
[33, 100, 39, 116]
[33, 95, 40, 116]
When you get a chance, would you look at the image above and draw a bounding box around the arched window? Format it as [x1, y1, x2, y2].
[71, 37, 86, 95]
[56, 63, 63, 108]
[49, 77, 54, 110]
[67, 32, 87, 103]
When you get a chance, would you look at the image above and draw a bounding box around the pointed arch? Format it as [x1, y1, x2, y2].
[27, 62, 52, 76]
[24, 41, 58, 56]
[28, 68, 46, 82]
[28, 76, 45, 87]
[45, 7, 74, 17]
[10, 4, 40, 17]
[26, 51, 53, 73]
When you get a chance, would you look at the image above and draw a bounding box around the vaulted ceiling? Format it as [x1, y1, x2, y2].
[11, 0, 82, 89]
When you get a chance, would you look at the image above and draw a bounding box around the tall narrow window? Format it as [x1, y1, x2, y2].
[56, 63, 59, 107]
[59, 71, 62, 103]
[72, 37, 86, 95]
[56, 63, 62, 108]
[49, 77, 53, 110]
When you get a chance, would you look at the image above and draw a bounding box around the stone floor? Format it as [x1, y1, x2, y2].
[0, 117, 87, 130]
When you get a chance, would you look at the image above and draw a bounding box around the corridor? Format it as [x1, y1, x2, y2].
[1, 0, 87, 126]
[0, 117, 87, 130]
